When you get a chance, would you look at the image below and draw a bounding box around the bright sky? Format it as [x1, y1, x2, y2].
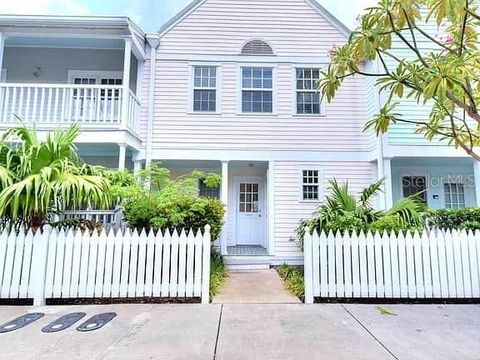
[0, 0, 377, 32]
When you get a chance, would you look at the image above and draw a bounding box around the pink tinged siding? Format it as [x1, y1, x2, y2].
[273, 161, 375, 258]
[159, 0, 346, 56]
[150, 61, 370, 151]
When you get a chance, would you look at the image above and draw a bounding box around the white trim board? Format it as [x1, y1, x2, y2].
[140, 149, 372, 162]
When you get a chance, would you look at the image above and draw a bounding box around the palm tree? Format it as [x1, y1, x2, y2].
[0, 125, 111, 229]
[296, 178, 425, 241]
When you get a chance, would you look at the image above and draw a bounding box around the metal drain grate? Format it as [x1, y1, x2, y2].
[42, 312, 86, 333]
[77, 312, 117, 332]
[0, 313, 45, 333]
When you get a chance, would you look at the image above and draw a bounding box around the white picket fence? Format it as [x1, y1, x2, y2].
[0, 226, 211, 305]
[304, 230, 480, 304]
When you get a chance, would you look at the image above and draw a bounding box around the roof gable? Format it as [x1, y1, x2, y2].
[158, 0, 350, 38]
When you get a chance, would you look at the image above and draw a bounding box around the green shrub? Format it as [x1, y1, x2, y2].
[368, 214, 424, 234]
[121, 164, 224, 240]
[296, 178, 425, 243]
[123, 193, 224, 240]
[277, 264, 304, 300]
[427, 208, 480, 231]
[210, 250, 227, 299]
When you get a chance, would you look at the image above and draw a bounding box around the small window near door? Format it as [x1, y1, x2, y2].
[402, 176, 427, 204]
[444, 183, 466, 208]
[302, 170, 320, 201]
[239, 183, 259, 213]
[198, 179, 220, 199]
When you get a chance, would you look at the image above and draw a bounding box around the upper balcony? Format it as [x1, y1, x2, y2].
[0, 16, 146, 146]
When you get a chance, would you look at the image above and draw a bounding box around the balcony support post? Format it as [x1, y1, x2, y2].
[121, 38, 132, 130]
[118, 144, 127, 171]
[0, 32, 5, 77]
[220, 160, 229, 255]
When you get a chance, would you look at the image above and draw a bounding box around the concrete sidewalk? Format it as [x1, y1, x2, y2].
[0, 303, 478, 359]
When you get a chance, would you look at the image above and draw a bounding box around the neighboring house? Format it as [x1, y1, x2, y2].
[371, 15, 480, 211]
[0, 0, 478, 267]
[0, 15, 145, 170]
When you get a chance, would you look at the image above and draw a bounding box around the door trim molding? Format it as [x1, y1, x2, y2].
[232, 176, 267, 248]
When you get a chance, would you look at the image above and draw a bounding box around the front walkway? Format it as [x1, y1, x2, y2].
[212, 269, 301, 304]
[0, 304, 479, 359]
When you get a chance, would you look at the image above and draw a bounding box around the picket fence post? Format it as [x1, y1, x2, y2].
[201, 225, 211, 304]
[32, 226, 52, 306]
[303, 231, 314, 304]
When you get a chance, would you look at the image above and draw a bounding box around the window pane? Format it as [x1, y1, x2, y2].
[193, 90, 216, 112]
[402, 176, 427, 204]
[242, 90, 273, 113]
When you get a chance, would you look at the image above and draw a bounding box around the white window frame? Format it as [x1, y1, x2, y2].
[67, 70, 123, 85]
[292, 66, 326, 117]
[443, 181, 466, 209]
[188, 63, 222, 114]
[237, 64, 277, 115]
[298, 167, 322, 203]
[0, 69, 6, 82]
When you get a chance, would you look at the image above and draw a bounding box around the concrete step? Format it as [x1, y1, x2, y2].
[223, 255, 273, 271]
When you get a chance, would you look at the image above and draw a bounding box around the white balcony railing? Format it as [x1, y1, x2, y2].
[0, 83, 140, 134]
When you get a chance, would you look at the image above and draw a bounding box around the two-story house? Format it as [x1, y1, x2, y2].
[0, 0, 478, 268]
[138, 0, 376, 267]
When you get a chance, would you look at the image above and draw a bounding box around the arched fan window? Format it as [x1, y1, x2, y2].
[241, 40, 274, 55]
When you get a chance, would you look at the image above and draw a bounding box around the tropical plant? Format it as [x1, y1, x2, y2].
[121, 163, 224, 240]
[296, 178, 425, 242]
[277, 264, 305, 300]
[0, 125, 111, 228]
[320, 0, 480, 159]
[210, 249, 227, 299]
[427, 207, 480, 230]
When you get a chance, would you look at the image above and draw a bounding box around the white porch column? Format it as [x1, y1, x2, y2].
[0, 32, 5, 77]
[383, 158, 394, 209]
[118, 144, 127, 171]
[473, 161, 480, 206]
[133, 160, 141, 173]
[220, 160, 229, 255]
[121, 38, 132, 130]
[267, 160, 275, 256]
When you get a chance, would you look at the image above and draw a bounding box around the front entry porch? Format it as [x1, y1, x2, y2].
[158, 159, 274, 266]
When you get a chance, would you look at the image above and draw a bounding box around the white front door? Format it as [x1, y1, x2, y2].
[235, 177, 265, 246]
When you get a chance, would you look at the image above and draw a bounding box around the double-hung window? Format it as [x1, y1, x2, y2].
[444, 183, 466, 208]
[302, 170, 320, 201]
[296, 68, 322, 115]
[241, 67, 273, 113]
[193, 66, 217, 112]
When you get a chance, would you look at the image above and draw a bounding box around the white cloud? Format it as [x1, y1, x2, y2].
[0, 0, 89, 15]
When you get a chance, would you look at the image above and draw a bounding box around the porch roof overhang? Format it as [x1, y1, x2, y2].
[0, 15, 146, 60]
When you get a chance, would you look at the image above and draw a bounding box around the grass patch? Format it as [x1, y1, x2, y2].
[210, 249, 227, 300]
[277, 264, 304, 301]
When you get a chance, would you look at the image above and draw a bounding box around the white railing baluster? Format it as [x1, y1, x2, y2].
[2, 87, 10, 122]
[25, 87, 31, 122]
[32, 87, 39, 123]
[18, 87, 24, 121]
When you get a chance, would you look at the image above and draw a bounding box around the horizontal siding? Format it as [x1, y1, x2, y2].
[274, 161, 375, 258]
[385, 16, 451, 146]
[151, 61, 370, 151]
[159, 0, 346, 56]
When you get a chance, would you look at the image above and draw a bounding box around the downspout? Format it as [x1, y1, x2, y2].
[145, 34, 160, 171]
